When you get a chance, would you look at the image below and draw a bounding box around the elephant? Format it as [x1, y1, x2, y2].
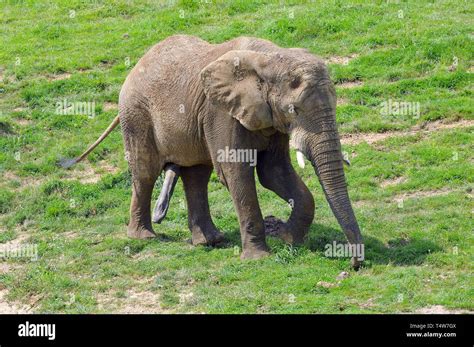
[62, 35, 364, 268]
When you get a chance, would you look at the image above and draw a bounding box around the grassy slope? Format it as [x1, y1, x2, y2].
[0, 0, 473, 313]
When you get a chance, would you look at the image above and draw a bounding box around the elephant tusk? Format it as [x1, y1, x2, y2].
[343, 158, 351, 166]
[296, 150, 306, 169]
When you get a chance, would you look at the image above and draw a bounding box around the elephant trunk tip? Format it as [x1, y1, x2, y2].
[152, 212, 165, 224]
[57, 157, 78, 169]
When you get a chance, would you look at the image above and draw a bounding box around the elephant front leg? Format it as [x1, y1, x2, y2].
[257, 150, 315, 245]
[219, 163, 270, 259]
[181, 165, 225, 246]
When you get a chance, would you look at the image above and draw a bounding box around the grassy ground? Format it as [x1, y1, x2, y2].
[0, 0, 473, 313]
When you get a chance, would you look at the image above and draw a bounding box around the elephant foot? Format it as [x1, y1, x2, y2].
[264, 216, 305, 245]
[127, 225, 157, 239]
[191, 227, 225, 247]
[351, 257, 363, 271]
[240, 244, 270, 260]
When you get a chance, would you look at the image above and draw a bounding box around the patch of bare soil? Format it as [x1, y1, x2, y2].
[1, 162, 119, 189]
[97, 288, 170, 314]
[64, 161, 119, 184]
[0, 233, 29, 254]
[61, 231, 78, 240]
[0, 230, 33, 313]
[414, 305, 472, 314]
[0, 171, 43, 190]
[337, 97, 349, 106]
[341, 119, 474, 146]
[357, 298, 376, 309]
[325, 54, 359, 65]
[317, 281, 337, 288]
[48, 73, 71, 81]
[394, 188, 454, 200]
[14, 118, 32, 126]
[0, 262, 13, 274]
[103, 102, 118, 112]
[380, 176, 407, 188]
[0, 69, 16, 83]
[336, 80, 363, 89]
[131, 249, 154, 260]
[354, 187, 468, 208]
[0, 289, 31, 314]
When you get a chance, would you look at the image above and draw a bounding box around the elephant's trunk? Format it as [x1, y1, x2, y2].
[299, 115, 363, 268]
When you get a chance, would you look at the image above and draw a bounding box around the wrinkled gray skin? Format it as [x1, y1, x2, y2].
[119, 35, 363, 268]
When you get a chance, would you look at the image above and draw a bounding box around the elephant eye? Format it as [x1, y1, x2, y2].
[289, 76, 301, 89]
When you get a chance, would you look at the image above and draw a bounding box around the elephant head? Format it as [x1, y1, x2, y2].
[200, 49, 363, 267]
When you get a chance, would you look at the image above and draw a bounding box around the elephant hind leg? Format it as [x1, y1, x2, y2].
[122, 114, 163, 239]
[180, 165, 225, 246]
[128, 176, 159, 239]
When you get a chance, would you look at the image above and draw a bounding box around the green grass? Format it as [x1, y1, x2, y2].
[0, 0, 473, 313]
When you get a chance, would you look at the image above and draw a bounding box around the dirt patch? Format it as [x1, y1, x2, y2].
[61, 231, 78, 240]
[0, 69, 16, 83]
[64, 161, 119, 184]
[341, 119, 474, 146]
[0, 231, 33, 313]
[358, 298, 376, 309]
[325, 54, 359, 65]
[337, 80, 363, 89]
[131, 249, 155, 261]
[0, 233, 29, 254]
[394, 188, 454, 200]
[354, 187, 468, 208]
[380, 176, 407, 188]
[49, 73, 71, 81]
[413, 119, 474, 132]
[342, 131, 390, 145]
[178, 291, 195, 305]
[337, 97, 349, 106]
[414, 305, 472, 314]
[14, 118, 32, 126]
[317, 281, 337, 288]
[0, 289, 31, 314]
[97, 288, 170, 314]
[0, 171, 44, 190]
[103, 102, 118, 112]
[0, 262, 12, 274]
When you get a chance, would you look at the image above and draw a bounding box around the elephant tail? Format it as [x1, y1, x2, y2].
[58, 115, 120, 168]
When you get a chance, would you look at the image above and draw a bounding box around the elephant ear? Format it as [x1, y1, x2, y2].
[200, 50, 273, 131]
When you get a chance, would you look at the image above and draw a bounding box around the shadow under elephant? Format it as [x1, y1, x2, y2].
[210, 222, 441, 267]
